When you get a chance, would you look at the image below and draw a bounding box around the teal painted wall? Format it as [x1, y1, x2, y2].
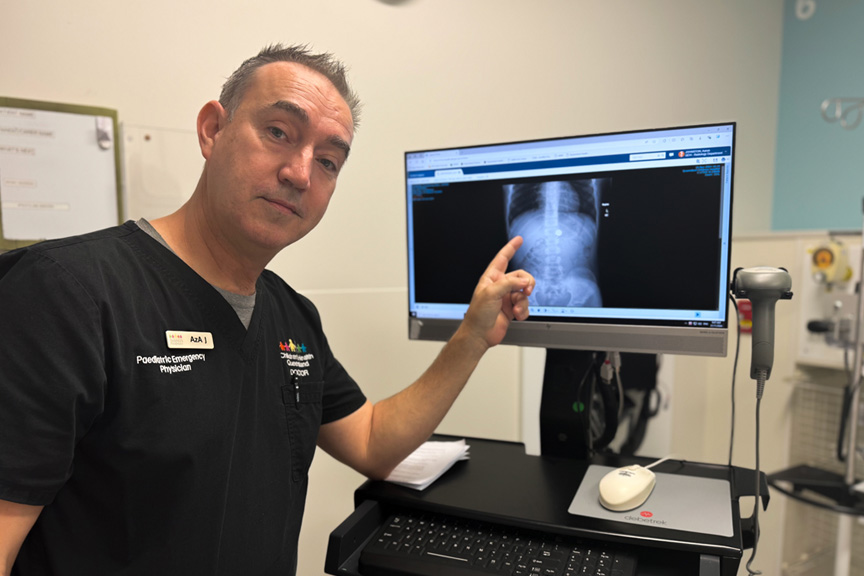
[773, 0, 864, 230]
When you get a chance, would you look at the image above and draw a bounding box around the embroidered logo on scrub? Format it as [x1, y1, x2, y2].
[279, 339, 315, 378]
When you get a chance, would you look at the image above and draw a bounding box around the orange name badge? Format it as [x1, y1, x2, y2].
[165, 330, 214, 350]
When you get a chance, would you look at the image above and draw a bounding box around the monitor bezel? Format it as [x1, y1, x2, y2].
[404, 122, 735, 357]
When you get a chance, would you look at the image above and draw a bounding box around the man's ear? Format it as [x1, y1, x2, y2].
[197, 100, 228, 160]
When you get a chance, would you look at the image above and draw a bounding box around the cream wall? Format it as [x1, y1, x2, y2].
[0, 1, 792, 575]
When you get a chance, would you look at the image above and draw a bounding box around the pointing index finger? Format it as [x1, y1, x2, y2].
[486, 236, 524, 275]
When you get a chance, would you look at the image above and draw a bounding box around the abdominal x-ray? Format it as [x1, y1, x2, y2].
[411, 165, 720, 310]
[504, 178, 609, 308]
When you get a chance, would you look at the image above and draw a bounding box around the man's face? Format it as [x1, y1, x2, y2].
[201, 61, 354, 257]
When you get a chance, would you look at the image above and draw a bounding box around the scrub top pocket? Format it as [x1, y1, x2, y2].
[281, 380, 324, 482]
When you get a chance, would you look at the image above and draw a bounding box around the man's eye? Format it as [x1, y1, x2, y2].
[268, 127, 286, 139]
[319, 158, 338, 172]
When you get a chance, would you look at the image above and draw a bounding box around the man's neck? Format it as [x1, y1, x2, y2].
[150, 204, 265, 296]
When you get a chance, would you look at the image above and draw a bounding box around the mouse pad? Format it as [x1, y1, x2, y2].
[568, 465, 734, 537]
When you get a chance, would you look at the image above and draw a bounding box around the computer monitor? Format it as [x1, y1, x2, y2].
[405, 122, 736, 457]
[405, 122, 735, 357]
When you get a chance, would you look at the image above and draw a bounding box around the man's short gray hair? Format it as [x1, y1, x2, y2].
[219, 43, 361, 129]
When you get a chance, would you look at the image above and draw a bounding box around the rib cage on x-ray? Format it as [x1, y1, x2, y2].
[505, 179, 603, 307]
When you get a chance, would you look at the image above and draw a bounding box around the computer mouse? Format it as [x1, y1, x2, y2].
[598, 464, 656, 512]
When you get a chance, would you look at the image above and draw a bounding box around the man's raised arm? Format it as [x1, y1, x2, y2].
[317, 236, 535, 479]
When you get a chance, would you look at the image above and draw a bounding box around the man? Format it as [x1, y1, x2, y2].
[0, 44, 534, 575]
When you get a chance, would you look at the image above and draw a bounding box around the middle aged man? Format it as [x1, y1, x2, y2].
[0, 44, 535, 575]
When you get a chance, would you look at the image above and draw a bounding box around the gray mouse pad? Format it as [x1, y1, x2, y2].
[568, 465, 734, 537]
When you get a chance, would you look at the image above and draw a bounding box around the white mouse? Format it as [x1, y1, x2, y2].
[598, 464, 656, 512]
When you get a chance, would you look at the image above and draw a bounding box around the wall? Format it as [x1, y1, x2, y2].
[0, 1, 789, 575]
[773, 1, 864, 231]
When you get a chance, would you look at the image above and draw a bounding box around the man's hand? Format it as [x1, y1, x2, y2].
[460, 236, 535, 350]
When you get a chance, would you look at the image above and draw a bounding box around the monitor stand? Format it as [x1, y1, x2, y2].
[539, 349, 658, 459]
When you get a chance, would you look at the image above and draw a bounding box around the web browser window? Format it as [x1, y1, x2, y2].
[405, 123, 735, 330]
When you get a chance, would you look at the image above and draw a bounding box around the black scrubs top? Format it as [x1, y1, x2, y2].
[0, 222, 366, 575]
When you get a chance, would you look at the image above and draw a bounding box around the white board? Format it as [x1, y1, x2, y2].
[0, 98, 121, 248]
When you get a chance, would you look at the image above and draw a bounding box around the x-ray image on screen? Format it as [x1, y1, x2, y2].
[504, 178, 609, 308]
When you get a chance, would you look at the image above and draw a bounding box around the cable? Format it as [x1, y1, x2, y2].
[744, 369, 767, 576]
[575, 353, 600, 454]
[727, 290, 762, 574]
[600, 351, 624, 422]
[644, 453, 683, 470]
[614, 370, 624, 422]
[728, 293, 741, 467]
[575, 353, 598, 401]
[837, 346, 853, 462]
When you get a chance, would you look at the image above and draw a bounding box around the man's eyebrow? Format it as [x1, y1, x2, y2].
[270, 100, 308, 124]
[270, 100, 351, 160]
[329, 135, 351, 161]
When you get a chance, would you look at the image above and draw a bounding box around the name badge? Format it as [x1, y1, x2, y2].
[166, 330, 214, 349]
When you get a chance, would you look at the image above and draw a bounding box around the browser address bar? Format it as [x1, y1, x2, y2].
[629, 152, 666, 161]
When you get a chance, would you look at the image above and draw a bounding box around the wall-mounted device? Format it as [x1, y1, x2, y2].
[806, 239, 857, 352]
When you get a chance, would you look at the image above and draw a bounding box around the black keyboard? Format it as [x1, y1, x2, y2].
[358, 510, 637, 576]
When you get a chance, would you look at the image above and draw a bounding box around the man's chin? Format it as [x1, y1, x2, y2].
[249, 225, 308, 254]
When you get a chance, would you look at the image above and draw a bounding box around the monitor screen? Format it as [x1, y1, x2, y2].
[405, 122, 735, 357]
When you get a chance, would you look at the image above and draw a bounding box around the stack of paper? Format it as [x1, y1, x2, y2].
[385, 439, 470, 490]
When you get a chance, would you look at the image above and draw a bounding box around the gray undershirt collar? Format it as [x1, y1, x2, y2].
[135, 218, 255, 329]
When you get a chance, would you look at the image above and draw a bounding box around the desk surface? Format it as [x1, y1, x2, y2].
[346, 436, 763, 575]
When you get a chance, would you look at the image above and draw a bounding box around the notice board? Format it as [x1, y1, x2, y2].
[0, 97, 122, 250]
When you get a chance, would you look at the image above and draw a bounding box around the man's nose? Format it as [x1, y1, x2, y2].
[278, 148, 312, 191]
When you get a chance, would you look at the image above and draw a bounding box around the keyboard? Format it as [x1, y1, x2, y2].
[358, 510, 637, 576]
